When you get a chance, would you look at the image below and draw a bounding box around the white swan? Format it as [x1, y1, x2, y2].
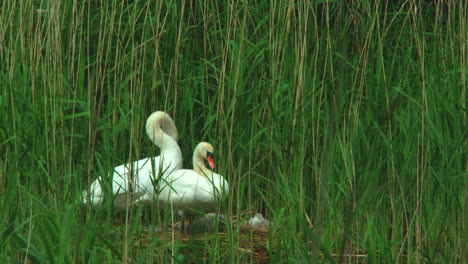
[82, 111, 183, 209]
[157, 142, 229, 218]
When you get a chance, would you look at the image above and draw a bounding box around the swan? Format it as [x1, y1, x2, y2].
[82, 111, 183, 209]
[157, 142, 229, 229]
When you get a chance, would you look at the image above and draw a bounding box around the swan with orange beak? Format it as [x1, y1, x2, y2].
[156, 142, 229, 231]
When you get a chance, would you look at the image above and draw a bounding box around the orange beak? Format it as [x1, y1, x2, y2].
[206, 155, 215, 169]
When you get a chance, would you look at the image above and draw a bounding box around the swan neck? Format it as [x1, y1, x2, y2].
[146, 115, 177, 148]
[159, 134, 180, 153]
[193, 151, 210, 176]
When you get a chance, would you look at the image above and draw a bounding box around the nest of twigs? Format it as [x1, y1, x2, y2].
[113, 214, 273, 263]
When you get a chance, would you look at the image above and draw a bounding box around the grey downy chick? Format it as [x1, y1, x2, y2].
[248, 213, 270, 230]
[188, 213, 227, 234]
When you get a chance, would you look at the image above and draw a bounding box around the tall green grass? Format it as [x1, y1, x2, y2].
[1, 0, 466, 263]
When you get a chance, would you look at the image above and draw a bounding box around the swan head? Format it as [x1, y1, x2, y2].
[146, 111, 179, 141]
[196, 142, 215, 169]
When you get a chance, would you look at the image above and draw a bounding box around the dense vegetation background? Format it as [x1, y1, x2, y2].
[1, 0, 466, 263]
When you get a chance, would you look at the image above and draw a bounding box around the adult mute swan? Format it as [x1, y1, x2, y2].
[158, 142, 229, 227]
[82, 111, 183, 209]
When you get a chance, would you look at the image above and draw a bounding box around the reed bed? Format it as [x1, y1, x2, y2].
[1, 0, 466, 263]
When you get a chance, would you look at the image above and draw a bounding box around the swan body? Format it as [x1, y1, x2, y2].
[82, 111, 183, 209]
[157, 142, 229, 215]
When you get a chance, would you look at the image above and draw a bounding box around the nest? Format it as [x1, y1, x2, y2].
[112, 214, 273, 263]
